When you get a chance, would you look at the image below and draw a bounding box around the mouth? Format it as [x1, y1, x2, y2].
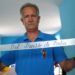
[28, 22, 34, 25]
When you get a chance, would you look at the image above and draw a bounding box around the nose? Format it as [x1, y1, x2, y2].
[28, 16, 33, 22]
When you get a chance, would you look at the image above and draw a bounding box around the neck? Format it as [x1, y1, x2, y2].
[26, 29, 39, 41]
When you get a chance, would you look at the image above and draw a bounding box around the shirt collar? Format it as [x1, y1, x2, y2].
[23, 30, 45, 41]
[37, 31, 46, 40]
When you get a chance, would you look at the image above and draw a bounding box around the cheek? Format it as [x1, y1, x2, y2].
[34, 18, 39, 23]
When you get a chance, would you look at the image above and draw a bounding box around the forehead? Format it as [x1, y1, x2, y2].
[22, 7, 37, 14]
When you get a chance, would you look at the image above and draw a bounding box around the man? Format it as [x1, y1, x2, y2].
[0, 3, 75, 75]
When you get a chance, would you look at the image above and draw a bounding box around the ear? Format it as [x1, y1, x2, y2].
[20, 18, 24, 25]
[38, 16, 40, 22]
[20, 18, 23, 22]
[38, 16, 40, 19]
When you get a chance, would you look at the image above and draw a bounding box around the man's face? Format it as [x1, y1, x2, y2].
[21, 7, 40, 31]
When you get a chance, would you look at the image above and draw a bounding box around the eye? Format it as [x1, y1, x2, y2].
[23, 15, 29, 18]
[31, 15, 37, 17]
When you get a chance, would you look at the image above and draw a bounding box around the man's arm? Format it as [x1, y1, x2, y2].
[59, 57, 75, 72]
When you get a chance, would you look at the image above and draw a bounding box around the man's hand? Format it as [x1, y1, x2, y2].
[0, 63, 6, 71]
[0, 63, 10, 72]
[59, 57, 75, 72]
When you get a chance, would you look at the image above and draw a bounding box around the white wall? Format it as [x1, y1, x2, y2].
[0, 0, 62, 36]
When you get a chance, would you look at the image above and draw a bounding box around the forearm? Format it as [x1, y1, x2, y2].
[60, 57, 75, 72]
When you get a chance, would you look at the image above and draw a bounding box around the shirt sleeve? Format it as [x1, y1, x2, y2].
[53, 47, 68, 63]
[0, 51, 15, 66]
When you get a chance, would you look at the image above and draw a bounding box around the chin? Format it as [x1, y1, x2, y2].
[27, 28, 38, 32]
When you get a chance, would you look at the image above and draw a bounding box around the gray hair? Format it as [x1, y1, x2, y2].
[20, 3, 39, 16]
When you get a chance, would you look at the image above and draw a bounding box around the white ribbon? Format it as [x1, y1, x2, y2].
[0, 38, 75, 51]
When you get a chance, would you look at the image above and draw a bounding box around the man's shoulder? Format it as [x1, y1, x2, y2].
[40, 31, 56, 40]
[14, 34, 26, 43]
